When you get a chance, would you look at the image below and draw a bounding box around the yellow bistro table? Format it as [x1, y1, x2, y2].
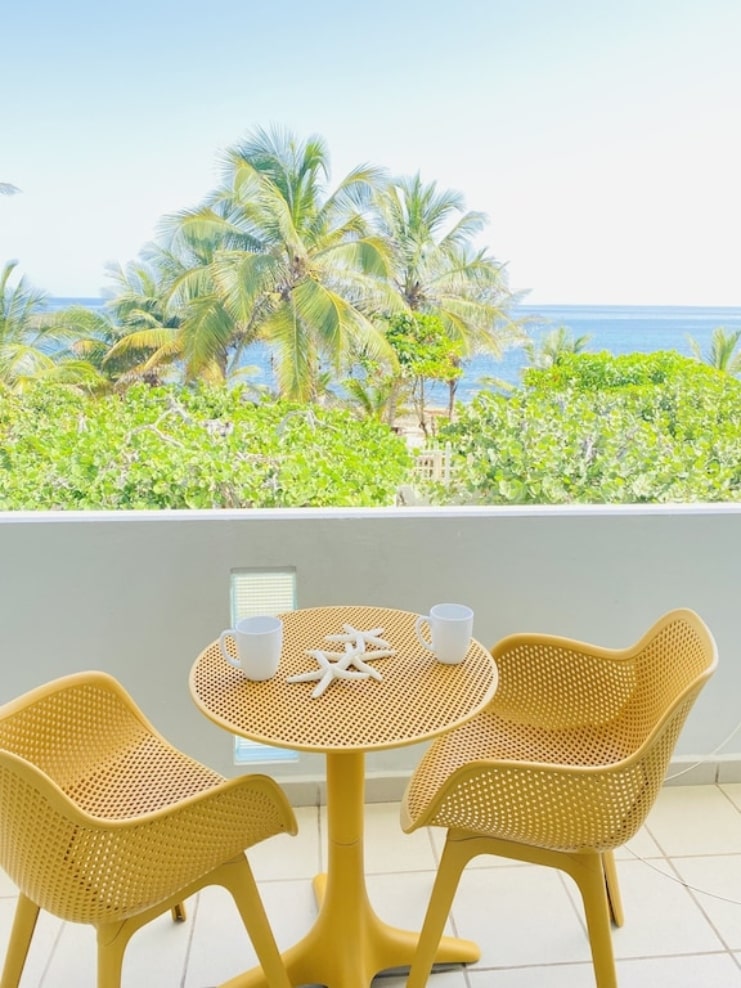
[189, 605, 498, 988]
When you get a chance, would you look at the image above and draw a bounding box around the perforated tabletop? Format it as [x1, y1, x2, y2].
[189, 606, 498, 753]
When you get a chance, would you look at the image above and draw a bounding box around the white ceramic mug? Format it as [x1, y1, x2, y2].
[219, 615, 283, 681]
[415, 603, 474, 665]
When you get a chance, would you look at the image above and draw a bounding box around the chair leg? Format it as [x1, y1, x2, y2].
[97, 922, 129, 988]
[406, 833, 472, 988]
[0, 893, 39, 988]
[97, 896, 189, 986]
[570, 853, 618, 988]
[602, 851, 624, 927]
[216, 855, 292, 988]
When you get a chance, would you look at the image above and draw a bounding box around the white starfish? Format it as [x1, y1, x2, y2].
[286, 627, 397, 698]
[286, 649, 368, 698]
[325, 624, 391, 651]
[336, 641, 395, 679]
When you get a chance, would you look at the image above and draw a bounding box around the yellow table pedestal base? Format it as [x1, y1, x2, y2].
[219, 751, 479, 988]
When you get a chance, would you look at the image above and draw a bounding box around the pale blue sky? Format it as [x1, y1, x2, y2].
[2, 0, 740, 304]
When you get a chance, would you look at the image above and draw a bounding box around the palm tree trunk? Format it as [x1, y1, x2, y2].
[447, 376, 459, 420]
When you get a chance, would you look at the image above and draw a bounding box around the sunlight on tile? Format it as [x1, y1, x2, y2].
[468, 961, 599, 987]
[561, 857, 723, 959]
[0, 899, 65, 986]
[646, 785, 741, 856]
[48, 913, 190, 987]
[248, 804, 321, 882]
[614, 823, 664, 860]
[366, 871, 454, 937]
[451, 864, 593, 969]
[614, 953, 741, 987]
[362, 802, 439, 874]
[671, 854, 741, 951]
[721, 783, 741, 811]
[468, 953, 741, 987]
[184, 881, 316, 988]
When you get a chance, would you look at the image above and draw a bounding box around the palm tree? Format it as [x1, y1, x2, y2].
[0, 261, 102, 391]
[688, 327, 741, 376]
[524, 326, 592, 369]
[371, 173, 523, 420]
[146, 126, 399, 399]
[86, 257, 187, 385]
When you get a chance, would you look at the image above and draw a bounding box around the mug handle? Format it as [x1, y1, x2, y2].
[219, 630, 241, 668]
[415, 615, 434, 651]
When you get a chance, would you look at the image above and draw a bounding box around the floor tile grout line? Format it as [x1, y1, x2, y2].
[555, 867, 591, 938]
[37, 916, 65, 988]
[661, 853, 741, 956]
[315, 800, 325, 874]
[718, 783, 741, 817]
[643, 812, 741, 906]
[180, 889, 201, 988]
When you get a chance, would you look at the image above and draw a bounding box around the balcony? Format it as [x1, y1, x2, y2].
[1, 505, 740, 984]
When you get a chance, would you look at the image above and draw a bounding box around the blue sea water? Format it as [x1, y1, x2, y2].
[49, 299, 741, 404]
[434, 303, 741, 404]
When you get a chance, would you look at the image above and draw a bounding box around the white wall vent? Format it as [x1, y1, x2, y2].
[230, 568, 299, 765]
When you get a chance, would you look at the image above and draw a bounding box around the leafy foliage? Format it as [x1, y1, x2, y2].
[0, 261, 105, 392]
[523, 326, 592, 369]
[429, 352, 741, 504]
[386, 312, 463, 382]
[385, 312, 463, 426]
[688, 327, 741, 376]
[0, 384, 411, 509]
[149, 126, 398, 398]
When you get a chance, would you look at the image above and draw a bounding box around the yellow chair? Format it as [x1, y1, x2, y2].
[401, 608, 717, 988]
[0, 670, 297, 988]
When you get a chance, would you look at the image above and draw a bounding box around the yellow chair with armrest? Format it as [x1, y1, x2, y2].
[0, 670, 296, 988]
[401, 608, 718, 988]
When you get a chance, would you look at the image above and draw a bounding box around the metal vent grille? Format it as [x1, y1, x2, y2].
[230, 569, 299, 765]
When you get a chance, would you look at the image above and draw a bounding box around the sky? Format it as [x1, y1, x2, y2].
[2, 0, 740, 306]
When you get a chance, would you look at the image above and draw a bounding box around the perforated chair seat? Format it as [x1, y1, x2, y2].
[0, 671, 297, 988]
[401, 609, 718, 988]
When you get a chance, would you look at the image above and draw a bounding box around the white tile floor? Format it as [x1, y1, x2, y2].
[2, 785, 741, 986]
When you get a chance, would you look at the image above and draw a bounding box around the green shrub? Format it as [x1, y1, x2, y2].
[0, 384, 412, 509]
[431, 353, 741, 504]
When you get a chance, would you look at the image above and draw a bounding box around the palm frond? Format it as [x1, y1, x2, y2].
[179, 295, 235, 381]
[314, 236, 393, 279]
[689, 327, 741, 375]
[103, 327, 179, 363]
[258, 300, 313, 401]
[292, 279, 393, 367]
[0, 343, 57, 387]
[210, 250, 280, 325]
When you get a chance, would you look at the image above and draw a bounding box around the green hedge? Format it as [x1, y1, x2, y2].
[434, 353, 741, 504]
[0, 384, 412, 509]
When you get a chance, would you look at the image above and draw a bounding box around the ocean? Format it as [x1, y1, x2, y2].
[49, 300, 741, 404]
[441, 304, 741, 404]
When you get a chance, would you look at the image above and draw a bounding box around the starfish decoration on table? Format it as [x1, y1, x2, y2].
[332, 641, 396, 679]
[286, 627, 396, 698]
[286, 649, 368, 698]
[325, 624, 391, 651]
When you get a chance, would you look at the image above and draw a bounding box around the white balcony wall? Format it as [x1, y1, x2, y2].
[1, 505, 739, 802]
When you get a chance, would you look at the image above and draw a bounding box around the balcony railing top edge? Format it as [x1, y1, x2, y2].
[2, 502, 741, 525]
